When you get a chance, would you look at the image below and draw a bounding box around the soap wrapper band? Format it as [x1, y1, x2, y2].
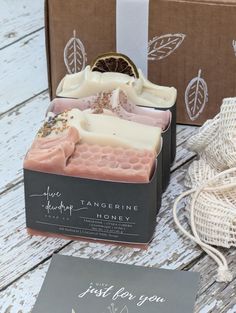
[156, 102, 176, 164]
[24, 155, 161, 244]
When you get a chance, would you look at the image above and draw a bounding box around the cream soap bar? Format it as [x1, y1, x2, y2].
[56, 66, 177, 109]
[47, 108, 162, 153]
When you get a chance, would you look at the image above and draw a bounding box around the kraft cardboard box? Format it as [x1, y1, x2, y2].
[45, 0, 236, 125]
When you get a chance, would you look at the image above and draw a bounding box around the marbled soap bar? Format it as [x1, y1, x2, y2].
[24, 127, 79, 175]
[45, 108, 162, 153]
[24, 127, 157, 183]
[50, 88, 171, 130]
[56, 66, 177, 109]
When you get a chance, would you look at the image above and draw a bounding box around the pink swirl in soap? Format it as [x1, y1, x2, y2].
[50, 89, 170, 130]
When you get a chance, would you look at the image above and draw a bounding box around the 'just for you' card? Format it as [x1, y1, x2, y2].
[32, 254, 199, 313]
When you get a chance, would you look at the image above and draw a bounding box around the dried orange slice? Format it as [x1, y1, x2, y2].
[91, 52, 139, 78]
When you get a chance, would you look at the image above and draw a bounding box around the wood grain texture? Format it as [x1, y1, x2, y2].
[0, 181, 70, 291]
[0, 162, 202, 312]
[0, 29, 47, 115]
[0, 0, 44, 49]
[0, 92, 49, 193]
[191, 249, 236, 313]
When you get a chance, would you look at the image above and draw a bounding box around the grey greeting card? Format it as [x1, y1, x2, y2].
[32, 254, 199, 313]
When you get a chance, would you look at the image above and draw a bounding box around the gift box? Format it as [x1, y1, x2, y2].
[45, 0, 236, 125]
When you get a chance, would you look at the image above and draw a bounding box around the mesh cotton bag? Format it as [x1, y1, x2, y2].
[173, 98, 236, 283]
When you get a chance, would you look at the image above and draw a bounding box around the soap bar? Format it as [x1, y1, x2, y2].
[24, 127, 156, 183]
[56, 66, 177, 109]
[44, 108, 162, 153]
[50, 89, 171, 130]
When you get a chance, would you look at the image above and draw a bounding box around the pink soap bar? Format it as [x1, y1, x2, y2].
[50, 90, 171, 130]
[24, 126, 156, 183]
[65, 143, 156, 183]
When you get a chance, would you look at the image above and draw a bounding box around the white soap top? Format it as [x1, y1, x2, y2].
[56, 66, 177, 108]
[48, 108, 162, 154]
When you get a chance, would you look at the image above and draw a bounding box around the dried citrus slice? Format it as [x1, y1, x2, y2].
[91, 52, 139, 78]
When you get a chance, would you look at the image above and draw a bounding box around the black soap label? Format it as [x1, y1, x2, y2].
[24, 168, 159, 243]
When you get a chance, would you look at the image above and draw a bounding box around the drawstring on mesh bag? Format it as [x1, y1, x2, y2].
[173, 97, 236, 283]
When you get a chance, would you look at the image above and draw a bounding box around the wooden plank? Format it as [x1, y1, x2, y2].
[0, 160, 202, 310]
[0, 260, 51, 313]
[0, 91, 49, 194]
[0, 29, 47, 114]
[227, 305, 236, 313]
[0, 182, 70, 291]
[190, 249, 236, 313]
[0, 0, 44, 49]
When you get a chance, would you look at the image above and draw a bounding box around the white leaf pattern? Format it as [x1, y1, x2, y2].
[148, 33, 186, 61]
[185, 69, 208, 121]
[120, 305, 128, 313]
[232, 40, 236, 56]
[72, 309, 76, 313]
[64, 30, 87, 74]
[107, 303, 129, 313]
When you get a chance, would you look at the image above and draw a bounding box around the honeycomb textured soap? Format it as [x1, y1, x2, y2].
[65, 143, 156, 183]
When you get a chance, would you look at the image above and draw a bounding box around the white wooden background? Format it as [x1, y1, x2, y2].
[0, 1, 235, 312]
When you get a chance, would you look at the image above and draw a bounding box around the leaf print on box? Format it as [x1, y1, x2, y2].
[232, 40, 236, 56]
[64, 30, 87, 74]
[148, 33, 186, 61]
[185, 69, 208, 121]
[107, 303, 129, 313]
